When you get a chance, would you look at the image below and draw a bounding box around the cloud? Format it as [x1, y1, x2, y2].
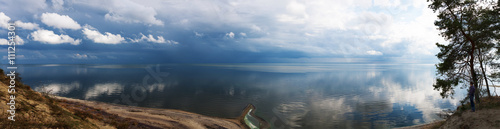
[287, 1, 307, 15]
[0, 39, 7, 45]
[16, 35, 24, 45]
[0, 0, 48, 14]
[194, 31, 204, 37]
[15, 20, 39, 30]
[251, 25, 262, 32]
[0, 12, 11, 29]
[373, 0, 403, 8]
[225, 32, 235, 39]
[131, 33, 166, 43]
[82, 25, 125, 44]
[0, 35, 24, 45]
[366, 50, 383, 55]
[388, 7, 443, 56]
[277, 1, 309, 24]
[51, 0, 64, 10]
[71, 53, 97, 59]
[165, 40, 179, 45]
[31, 29, 81, 45]
[0, 0, 445, 63]
[41, 12, 81, 30]
[102, 0, 163, 26]
[0, 12, 39, 30]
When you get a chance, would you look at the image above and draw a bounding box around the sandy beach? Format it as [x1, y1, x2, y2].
[53, 96, 248, 129]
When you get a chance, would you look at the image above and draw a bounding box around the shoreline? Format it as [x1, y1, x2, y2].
[398, 96, 500, 129]
[394, 120, 445, 129]
[56, 95, 447, 129]
[52, 95, 248, 129]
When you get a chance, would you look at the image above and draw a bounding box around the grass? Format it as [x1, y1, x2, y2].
[456, 96, 500, 115]
[477, 96, 500, 109]
[0, 69, 94, 128]
[429, 96, 500, 129]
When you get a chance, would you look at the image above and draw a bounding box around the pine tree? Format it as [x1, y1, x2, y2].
[429, 0, 499, 101]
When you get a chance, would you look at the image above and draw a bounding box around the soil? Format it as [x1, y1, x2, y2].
[440, 108, 500, 129]
[397, 96, 500, 129]
[54, 96, 248, 129]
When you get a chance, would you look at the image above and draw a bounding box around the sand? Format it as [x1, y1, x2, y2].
[53, 96, 248, 129]
[439, 108, 500, 129]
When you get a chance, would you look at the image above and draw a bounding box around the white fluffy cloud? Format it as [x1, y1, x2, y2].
[165, 40, 179, 45]
[0, 39, 7, 45]
[15, 20, 39, 30]
[225, 32, 235, 39]
[366, 50, 383, 55]
[31, 29, 81, 45]
[102, 0, 163, 26]
[0, 35, 23, 45]
[131, 33, 166, 43]
[0, 12, 11, 29]
[71, 53, 97, 59]
[277, 1, 309, 24]
[0, 12, 40, 30]
[82, 25, 125, 44]
[16, 35, 25, 45]
[41, 12, 81, 30]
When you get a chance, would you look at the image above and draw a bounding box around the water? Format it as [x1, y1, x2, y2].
[10, 63, 464, 128]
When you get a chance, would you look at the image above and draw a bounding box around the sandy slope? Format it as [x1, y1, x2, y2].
[54, 96, 247, 129]
[439, 108, 500, 129]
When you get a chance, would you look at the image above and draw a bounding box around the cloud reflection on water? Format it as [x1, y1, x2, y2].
[35, 81, 81, 95]
[20, 64, 461, 128]
[84, 83, 123, 99]
[217, 64, 460, 128]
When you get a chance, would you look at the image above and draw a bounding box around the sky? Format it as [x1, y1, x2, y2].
[0, 0, 446, 64]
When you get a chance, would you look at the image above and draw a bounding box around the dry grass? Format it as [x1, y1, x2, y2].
[438, 96, 500, 129]
[0, 69, 99, 128]
[455, 96, 500, 115]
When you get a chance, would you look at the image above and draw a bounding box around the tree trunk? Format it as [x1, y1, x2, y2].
[448, 7, 481, 103]
[472, 68, 480, 103]
[478, 52, 492, 97]
[470, 42, 480, 103]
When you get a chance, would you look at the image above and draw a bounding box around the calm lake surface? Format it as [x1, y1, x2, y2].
[12, 64, 464, 128]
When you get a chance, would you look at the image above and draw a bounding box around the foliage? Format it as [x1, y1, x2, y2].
[429, 0, 500, 101]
